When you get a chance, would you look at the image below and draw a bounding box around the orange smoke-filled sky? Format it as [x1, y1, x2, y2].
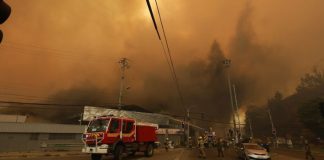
[0, 0, 324, 110]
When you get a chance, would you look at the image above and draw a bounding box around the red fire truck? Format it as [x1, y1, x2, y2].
[82, 115, 158, 160]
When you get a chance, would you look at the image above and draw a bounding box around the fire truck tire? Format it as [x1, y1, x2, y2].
[91, 154, 102, 160]
[114, 144, 124, 160]
[144, 143, 154, 157]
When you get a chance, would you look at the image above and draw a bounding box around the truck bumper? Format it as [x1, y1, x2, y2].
[82, 145, 109, 154]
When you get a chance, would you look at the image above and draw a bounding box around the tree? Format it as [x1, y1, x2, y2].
[245, 105, 272, 137]
[298, 98, 324, 137]
[267, 91, 283, 111]
[297, 68, 324, 93]
[267, 91, 290, 136]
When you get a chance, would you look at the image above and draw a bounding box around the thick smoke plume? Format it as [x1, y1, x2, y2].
[1, 1, 324, 124]
[0, 2, 301, 123]
[228, 4, 291, 105]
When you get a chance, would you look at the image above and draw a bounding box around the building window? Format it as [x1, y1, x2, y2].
[48, 133, 76, 140]
[30, 133, 39, 140]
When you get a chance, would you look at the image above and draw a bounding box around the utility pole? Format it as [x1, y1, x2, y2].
[186, 108, 190, 148]
[232, 84, 241, 138]
[223, 59, 237, 143]
[79, 113, 83, 126]
[118, 58, 129, 112]
[267, 108, 277, 148]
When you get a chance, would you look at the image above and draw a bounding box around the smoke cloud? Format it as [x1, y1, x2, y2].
[1, 0, 324, 123]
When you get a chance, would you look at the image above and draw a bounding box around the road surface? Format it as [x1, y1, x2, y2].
[2, 148, 322, 160]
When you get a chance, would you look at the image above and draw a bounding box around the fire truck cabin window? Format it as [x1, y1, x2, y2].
[87, 119, 109, 132]
[123, 121, 134, 133]
[109, 119, 120, 133]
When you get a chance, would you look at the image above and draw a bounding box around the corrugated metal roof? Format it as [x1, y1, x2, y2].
[83, 106, 170, 125]
[0, 122, 86, 133]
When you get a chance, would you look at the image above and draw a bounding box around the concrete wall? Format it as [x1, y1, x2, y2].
[0, 133, 83, 152]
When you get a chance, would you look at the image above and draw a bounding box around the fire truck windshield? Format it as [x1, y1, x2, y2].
[87, 119, 110, 133]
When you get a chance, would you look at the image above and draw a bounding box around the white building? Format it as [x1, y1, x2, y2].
[0, 122, 85, 152]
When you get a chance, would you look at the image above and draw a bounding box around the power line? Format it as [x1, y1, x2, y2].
[146, 0, 161, 40]
[0, 100, 118, 108]
[154, 0, 171, 55]
[0, 90, 112, 104]
[0, 95, 50, 102]
[0, 105, 82, 110]
[0, 100, 82, 107]
[0, 85, 51, 92]
[190, 117, 246, 125]
[145, 0, 174, 82]
[0, 43, 110, 64]
[159, 112, 240, 126]
[146, 0, 185, 108]
[4, 41, 103, 59]
[154, 0, 184, 107]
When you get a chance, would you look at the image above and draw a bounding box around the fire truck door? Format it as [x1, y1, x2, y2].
[122, 120, 135, 143]
[107, 118, 121, 143]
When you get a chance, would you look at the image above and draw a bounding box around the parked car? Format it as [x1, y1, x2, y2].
[237, 143, 271, 160]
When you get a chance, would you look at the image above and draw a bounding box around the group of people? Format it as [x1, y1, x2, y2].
[164, 136, 318, 160]
[196, 136, 226, 159]
[253, 137, 316, 160]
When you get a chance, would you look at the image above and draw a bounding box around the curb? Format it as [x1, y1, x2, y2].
[0, 151, 86, 159]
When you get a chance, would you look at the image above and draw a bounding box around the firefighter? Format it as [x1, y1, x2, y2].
[197, 136, 206, 159]
[164, 138, 170, 152]
[223, 139, 228, 151]
[203, 134, 208, 148]
[217, 138, 225, 157]
[188, 136, 193, 149]
[304, 140, 315, 160]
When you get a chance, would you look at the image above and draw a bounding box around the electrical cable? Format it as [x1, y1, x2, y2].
[146, 0, 185, 108]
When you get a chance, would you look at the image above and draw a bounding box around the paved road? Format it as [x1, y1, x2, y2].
[3, 148, 317, 160]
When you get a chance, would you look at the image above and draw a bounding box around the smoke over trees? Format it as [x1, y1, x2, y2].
[1, 1, 324, 125]
[246, 68, 324, 138]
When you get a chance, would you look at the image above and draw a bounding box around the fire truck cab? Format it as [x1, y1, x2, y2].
[82, 116, 158, 160]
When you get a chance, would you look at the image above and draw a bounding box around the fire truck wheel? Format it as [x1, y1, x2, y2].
[91, 154, 102, 160]
[144, 143, 154, 157]
[114, 145, 124, 160]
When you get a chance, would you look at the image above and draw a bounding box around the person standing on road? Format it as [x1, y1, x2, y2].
[188, 137, 193, 149]
[223, 139, 228, 151]
[287, 138, 293, 149]
[197, 136, 206, 159]
[217, 138, 225, 157]
[164, 138, 170, 152]
[305, 140, 315, 160]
